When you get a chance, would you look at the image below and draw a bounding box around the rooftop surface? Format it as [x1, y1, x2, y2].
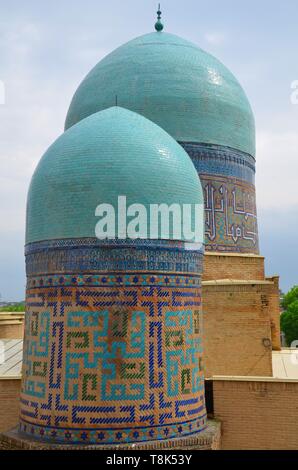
[0, 339, 23, 379]
[272, 349, 298, 380]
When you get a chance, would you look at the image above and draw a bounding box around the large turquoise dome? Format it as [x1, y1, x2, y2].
[65, 32, 255, 156]
[26, 106, 203, 244]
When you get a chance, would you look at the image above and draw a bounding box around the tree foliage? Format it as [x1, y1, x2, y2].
[281, 285, 298, 310]
[281, 297, 298, 347]
[0, 303, 25, 312]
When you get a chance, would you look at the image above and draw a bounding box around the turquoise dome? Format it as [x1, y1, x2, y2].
[65, 32, 255, 156]
[26, 106, 203, 244]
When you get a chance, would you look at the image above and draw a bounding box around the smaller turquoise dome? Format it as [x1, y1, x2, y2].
[26, 107, 203, 244]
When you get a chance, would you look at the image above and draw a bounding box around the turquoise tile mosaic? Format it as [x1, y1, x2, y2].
[65, 32, 255, 156]
[26, 107, 203, 244]
[22, 105, 207, 445]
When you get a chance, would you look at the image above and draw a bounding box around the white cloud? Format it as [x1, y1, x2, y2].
[204, 31, 227, 46]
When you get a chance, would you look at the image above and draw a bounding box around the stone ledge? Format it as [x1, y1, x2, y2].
[211, 376, 298, 383]
[202, 279, 273, 286]
[0, 312, 24, 325]
[0, 421, 221, 451]
[205, 252, 264, 259]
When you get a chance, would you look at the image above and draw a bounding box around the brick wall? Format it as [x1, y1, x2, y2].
[0, 313, 24, 340]
[0, 379, 21, 433]
[212, 378, 298, 450]
[203, 253, 265, 281]
[266, 276, 281, 351]
[201, 254, 281, 377]
[0, 323, 24, 340]
[202, 282, 275, 377]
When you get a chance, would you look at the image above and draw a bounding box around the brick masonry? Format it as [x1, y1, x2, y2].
[203, 253, 265, 281]
[0, 254, 282, 447]
[202, 282, 279, 377]
[0, 324, 24, 340]
[0, 313, 24, 339]
[212, 378, 298, 450]
[0, 379, 21, 433]
[201, 252, 281, 378]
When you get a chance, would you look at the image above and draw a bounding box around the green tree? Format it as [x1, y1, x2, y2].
[0, 303, 25, 312]
[281, 300, 298, 346]
[281, 285, 298, 310]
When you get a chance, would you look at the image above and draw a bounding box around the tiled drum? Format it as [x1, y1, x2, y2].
[18, 106, 208, 447]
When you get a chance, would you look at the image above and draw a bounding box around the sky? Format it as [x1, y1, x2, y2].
[0, 0, 297, 301]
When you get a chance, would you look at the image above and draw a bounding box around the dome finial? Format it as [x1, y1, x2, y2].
[155, 3, 164, 32]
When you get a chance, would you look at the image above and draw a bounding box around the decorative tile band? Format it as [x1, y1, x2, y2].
[180, 142, 259, 254]
[180, 142, 255, 184]
[25, 238, 203, 256]
[201, 174, 259, 253]
[27, 273, 201, 290]
[25, 242, 204, 277]
[19, 414, 207, 445]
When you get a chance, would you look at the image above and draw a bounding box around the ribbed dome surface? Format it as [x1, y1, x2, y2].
[65, 32, 255, 156]
[26, 106, 203, 244]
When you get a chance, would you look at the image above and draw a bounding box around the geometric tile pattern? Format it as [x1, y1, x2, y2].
[25, 242, 203, 277]
[26, 273, 201, 290]
[20, 241, 206, 444]
[181, 141, 259, 254]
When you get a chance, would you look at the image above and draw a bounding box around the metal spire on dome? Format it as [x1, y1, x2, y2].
[155, 4, 164, 32]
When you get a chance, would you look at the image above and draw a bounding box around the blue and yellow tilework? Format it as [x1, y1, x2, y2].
[20, 240, 207, 445]
[181, 142, 259, 254]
